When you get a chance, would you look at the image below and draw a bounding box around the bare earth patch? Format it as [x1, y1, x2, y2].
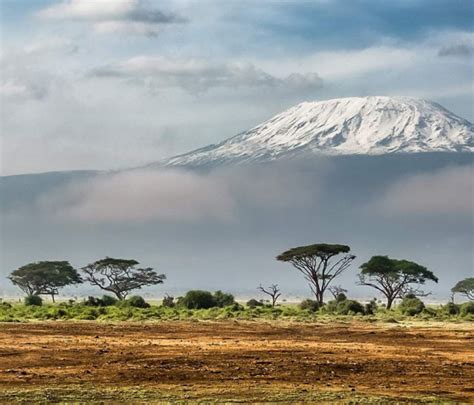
[0, 321, 472, 403]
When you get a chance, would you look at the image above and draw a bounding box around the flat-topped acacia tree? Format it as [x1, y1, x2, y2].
[358, 256, 438, 309]
[451, 278, 474, 301]
[82, 257, 166, 300]
[276, 243, 355, 305]
[9, 261, 82, 302]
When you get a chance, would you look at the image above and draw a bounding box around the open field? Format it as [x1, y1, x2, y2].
[0, 321, 473, 403]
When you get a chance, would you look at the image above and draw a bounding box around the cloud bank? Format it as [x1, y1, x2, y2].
[90, 57, 323, 94]
[38, 0, 184, 36]
[38, 170, 235, 223]
[373, 166, 473, 217]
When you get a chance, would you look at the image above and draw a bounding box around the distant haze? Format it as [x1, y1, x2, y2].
[1, 153, 472, 302]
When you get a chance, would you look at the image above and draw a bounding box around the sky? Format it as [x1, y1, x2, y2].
[1, 0, 473, 175]
[0, 1, 472, 301]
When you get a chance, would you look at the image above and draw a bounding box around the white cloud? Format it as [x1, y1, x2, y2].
[38, 0, 184, 36]
[372, 166, 474, 216]
[22, 37, 78, 55]
[89, 56, 323, 94]
[0, 37, 75, 102]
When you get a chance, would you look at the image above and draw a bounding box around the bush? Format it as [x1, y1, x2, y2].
[364, 299, 377, 315]
[443, 302, 460, 315]
[299, 299, 320, 312]
[162, 295, 175, 308]
[422, 307, 437, 318]
[84, 296, 102, 306]
[246, 298, 263, 308]
[84, 295, 118, 307]
[399, 296, 425, 316]
[181, 290, 216, 309]
[101, 295, 118, 306]
[213, 291, 235, 307]
[337, 299, 365, 315]
[126, 295, 150, 308]
[460, 301, 474, 316]
[335, 293, 347, 303]
[24, 295, 43, 306]
[227, 303, 244, 312]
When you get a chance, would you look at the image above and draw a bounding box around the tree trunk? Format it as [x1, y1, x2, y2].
[51, 294, 55, 303]
[386, 296, 394, 310]
[316, 291, 324, 306]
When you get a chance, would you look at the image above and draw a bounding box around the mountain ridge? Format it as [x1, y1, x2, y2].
[157, 96, 473, 168]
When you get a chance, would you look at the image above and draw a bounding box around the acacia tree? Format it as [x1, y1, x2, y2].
[82, 257, 165, 300]
[258, 284, 281, 307]
[276, 243, 355, 305]
[451, 278, 474, 301]
[9, 261, 82, 302]
[358, 256, 438, 309]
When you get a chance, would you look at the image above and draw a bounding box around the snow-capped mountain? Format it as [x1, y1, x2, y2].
[162, 96, 473, 167]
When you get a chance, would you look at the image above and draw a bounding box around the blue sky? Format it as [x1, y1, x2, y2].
[1, 0, 473, 174]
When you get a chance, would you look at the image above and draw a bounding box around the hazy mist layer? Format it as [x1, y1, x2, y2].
[1, 153, 472, 301]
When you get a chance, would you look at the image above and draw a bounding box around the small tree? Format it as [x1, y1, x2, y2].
[82, 257, 165, 300]
[276, 243, 355, 305]
[9, 261, 81, 302]
[451, 278, 474, 301]
[258, 284, 281, 307]
[358, 256, 438, 309]
[328, 285, 348, 300]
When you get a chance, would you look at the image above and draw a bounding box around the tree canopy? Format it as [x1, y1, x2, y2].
[277, 243, 355, 305]
[9, 261, 81, 302]
[358, 256, 438, 309]
[82, 257, 165, 300]
[451, 278, 474, 301]
[277, 244, 351, 262]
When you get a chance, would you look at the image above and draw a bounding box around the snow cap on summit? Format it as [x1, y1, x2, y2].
[163, 96, 473, 167]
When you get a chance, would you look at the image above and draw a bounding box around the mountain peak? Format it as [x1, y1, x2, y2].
[163, 96, 473, 167]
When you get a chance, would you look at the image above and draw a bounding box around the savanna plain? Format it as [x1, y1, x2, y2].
[0, 307, 473, 404]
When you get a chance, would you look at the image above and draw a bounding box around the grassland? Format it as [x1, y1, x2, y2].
[1, 299, 473, 323]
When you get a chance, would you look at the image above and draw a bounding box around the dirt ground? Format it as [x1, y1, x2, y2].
[0, 321, 473, 403]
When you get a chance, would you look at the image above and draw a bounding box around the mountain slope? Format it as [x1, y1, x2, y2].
[161, 96, 473, 167]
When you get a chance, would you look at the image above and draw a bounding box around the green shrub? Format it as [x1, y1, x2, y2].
[126, 296, 150, 308]
[299, 299, 320, 312]
[75, 307, 99, 320]
[364, 299, 377, 315]
[443, 302, 460, 315]
[101, 295, 118, 306]
[322, 300, 338, 313]
[460, 301, 474, 316]
[24, 295, 43, 306]
[422, 307, 437, 317]
[181, 290, 216, 309]
[246, 298, 263, 308]
[399, 296, 425, 316]
[213, 291, 235, 307]
[226, 303, 244, 312]
[84, 296, 102, 306]
[162, 295, 175, 308]
[84, 295, 118, 307]
[337, 299, 365, 315]
[335, 293, 347, 303]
